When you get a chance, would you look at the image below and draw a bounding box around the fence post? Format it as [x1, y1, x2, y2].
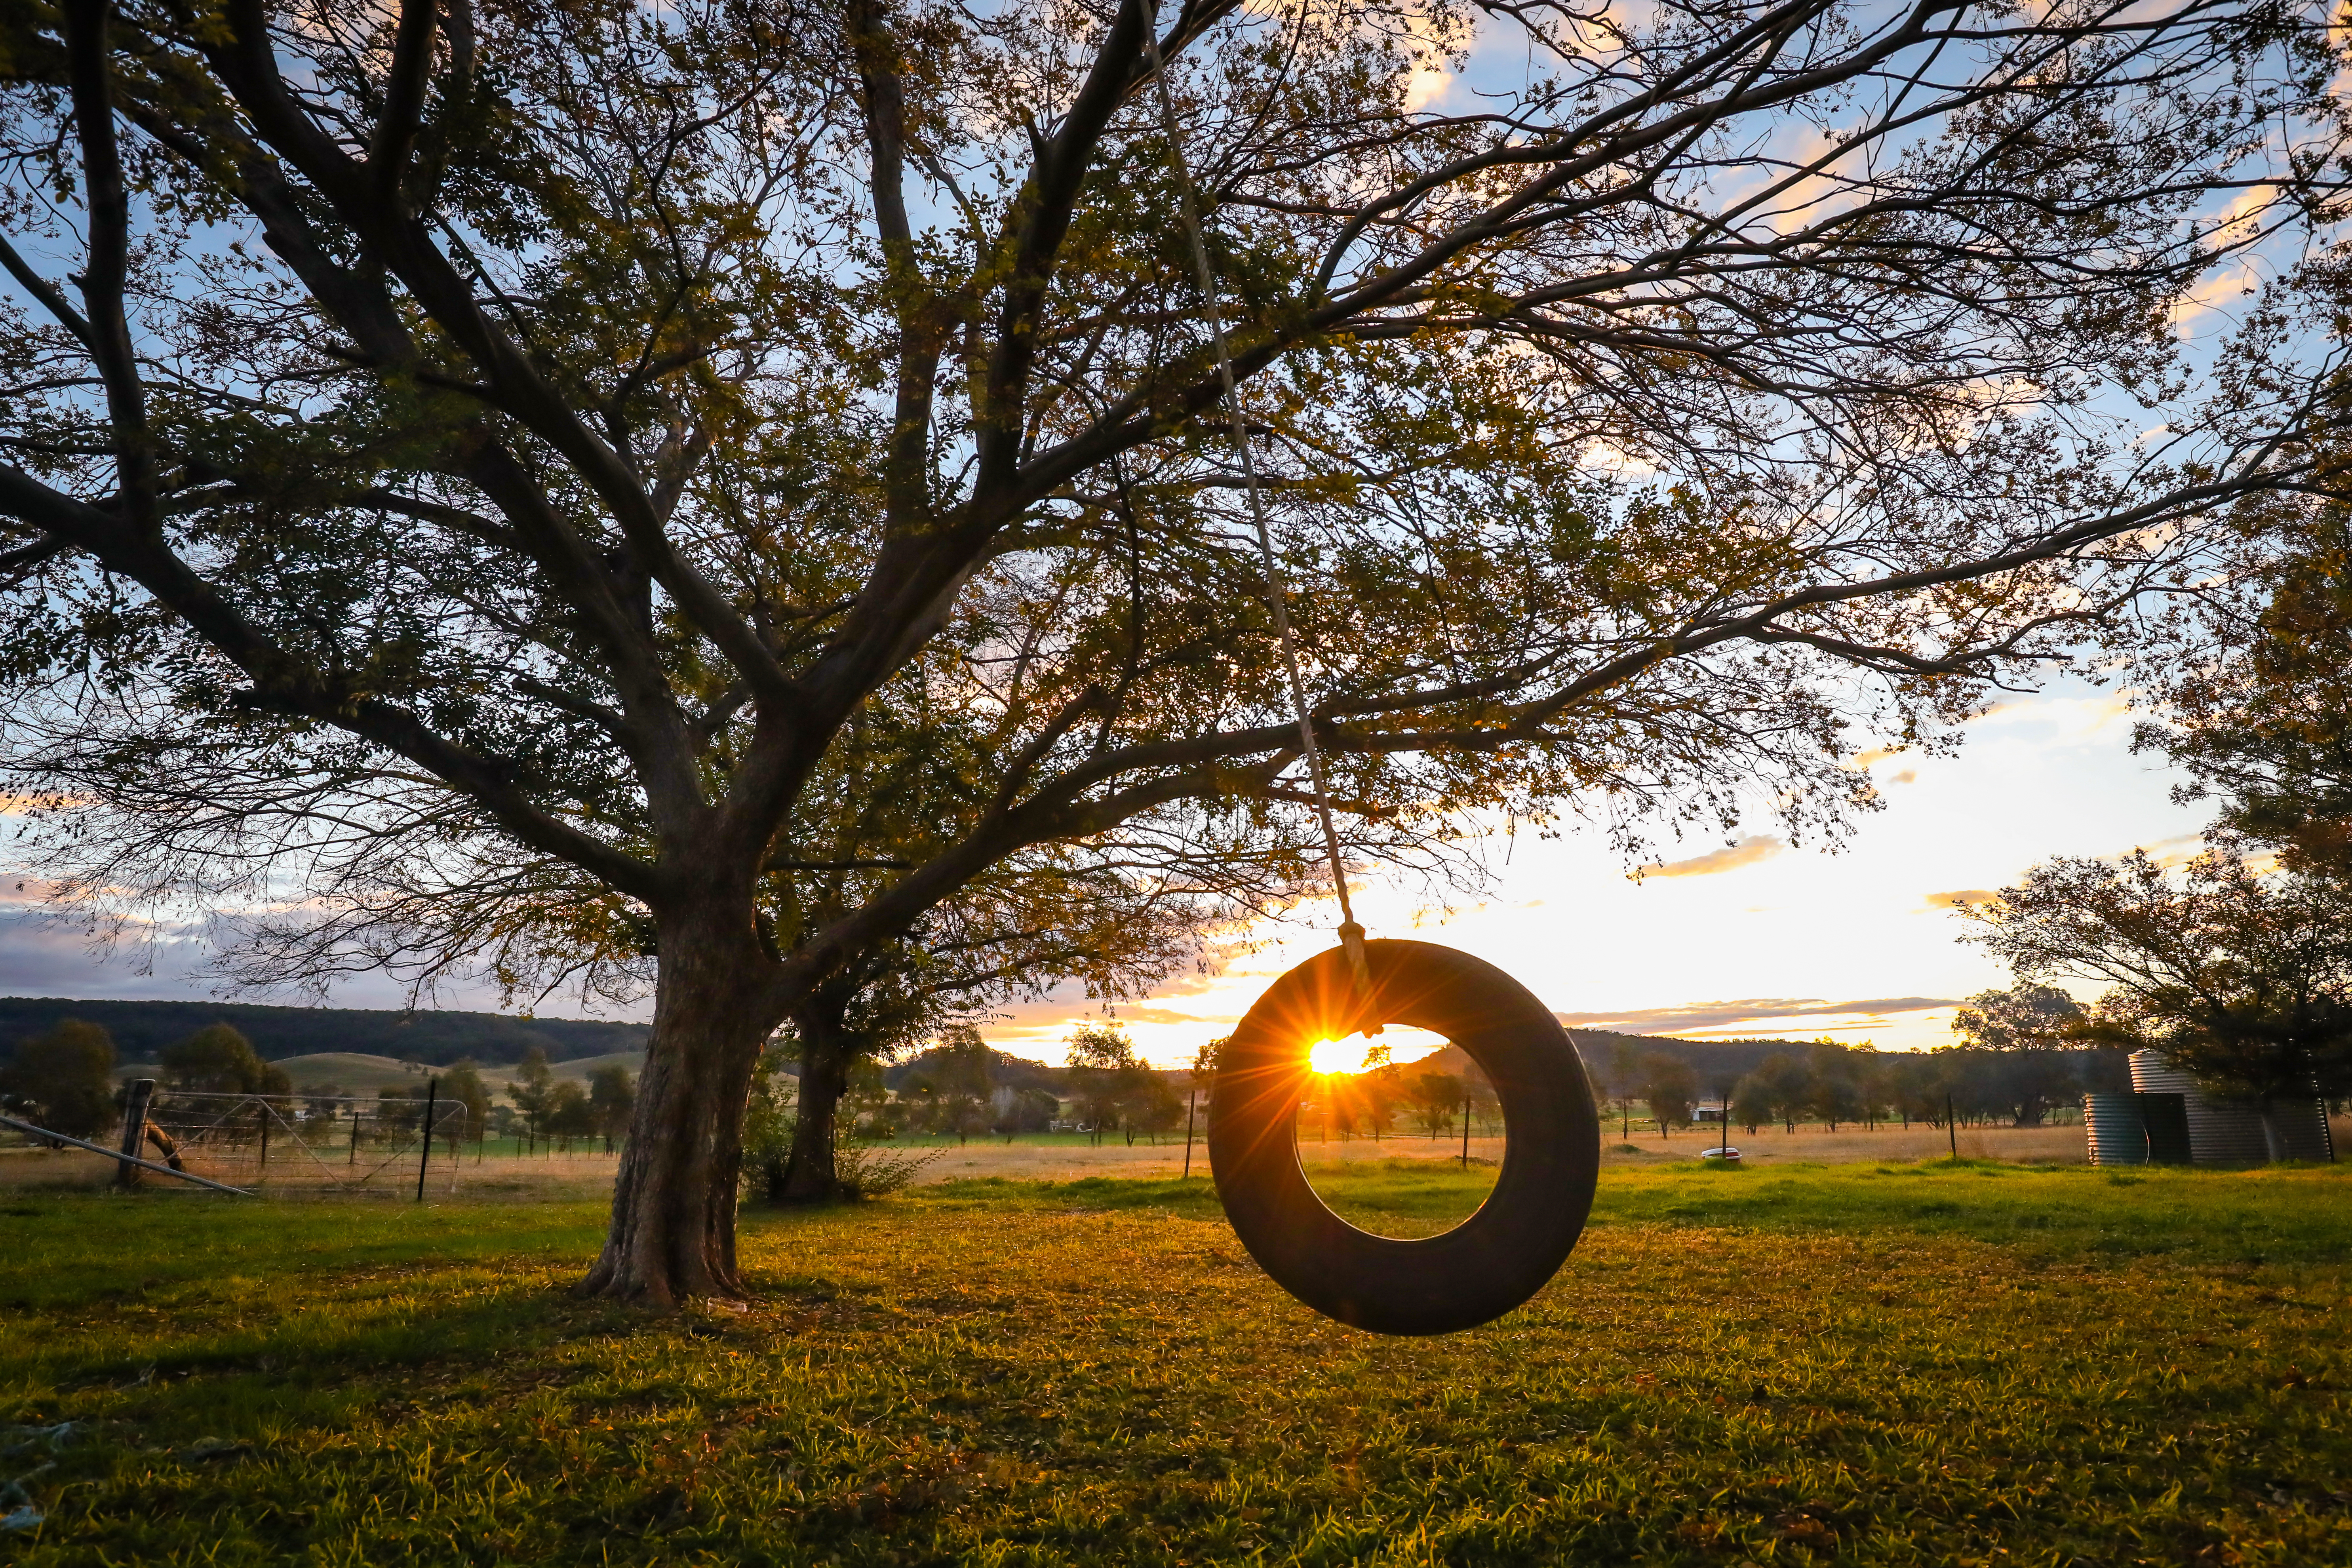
[416, 1079, 438, 1202]
[1182, 1089, 1197, 1179]
[1947, 1093, 1958, 1159]
[1460, 1096, 1471, 1168]
[115, 1079, 155, 1189]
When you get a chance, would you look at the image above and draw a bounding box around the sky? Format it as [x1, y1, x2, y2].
[0, 674, 2218, 1070]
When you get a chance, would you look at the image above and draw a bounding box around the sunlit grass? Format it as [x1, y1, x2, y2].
[0, 1161, 2347, 1563]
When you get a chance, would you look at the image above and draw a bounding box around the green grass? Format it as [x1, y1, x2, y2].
[1, 1161, 2348, 1564]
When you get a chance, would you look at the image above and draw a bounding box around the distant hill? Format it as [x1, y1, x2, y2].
[0, 996, 646, 1066]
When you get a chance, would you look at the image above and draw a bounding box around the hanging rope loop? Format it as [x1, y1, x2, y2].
[1139, 11, 1378, 1021]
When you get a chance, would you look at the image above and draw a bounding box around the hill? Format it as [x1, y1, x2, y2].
[0, 996, 646, 1066]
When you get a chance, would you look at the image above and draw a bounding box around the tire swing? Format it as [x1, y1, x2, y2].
[1141, 26, 1600, 1336]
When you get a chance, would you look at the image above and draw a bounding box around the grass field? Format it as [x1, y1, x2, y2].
[1, 1160, 2347, 1564]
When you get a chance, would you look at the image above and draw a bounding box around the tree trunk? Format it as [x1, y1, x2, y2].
[777, 986, 860, 1203]
[580, 901, 781, 1305]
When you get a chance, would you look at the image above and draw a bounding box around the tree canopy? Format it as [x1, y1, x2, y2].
[0, 1016, 116, 1137]
[1966, 848, 2352, 1124]
[2134, 498, 2352, 878]
[6, 0, 2352, 1298]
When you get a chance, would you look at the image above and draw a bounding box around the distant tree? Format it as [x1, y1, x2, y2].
[438, 1060, 491, 1147]
[1356, 1062, 1402, 1142]
[1066, 1026, 1141, 1147]
[506, 1047, 555, 1151]
[842, 1058, 896, 1141]
[1606, 1041, 1646, 1141]
[1888, 1052, 1952, 1129]
[1121, 1073, 1185, 1146]
[1638, 1054, 1698, 1140]
[928, 1025, 995, 1146]
[1941, 982, 2093, 1127]
[895, 1070, 941, 1134]
[546, 1081, 596, 1151]
[372, 1084, 430, 1145]
[1729, 1071, 1775, 1136]
[1463, 1064, 1501, 1142]
[1751, 1053, 1815, 1134]
[1408, 1071, 1463, 1140]
[1968, 848, 2352, 1153]
[0, 1018, 116, 1138]
[1951, 985, 2088, 1052]
[161, 1024, 290, 1098]
[991, 1087, 1059, 1139]
[588, 1066, 636, 1152]
[1803, 1041, 1865, 1132]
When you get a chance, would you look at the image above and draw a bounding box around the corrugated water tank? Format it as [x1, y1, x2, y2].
[2083, 1092, 2191, 1165]
[2127, 1050, 2333, 1165]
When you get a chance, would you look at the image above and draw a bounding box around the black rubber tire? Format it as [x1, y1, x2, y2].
[1207, 938, 1599, 1335]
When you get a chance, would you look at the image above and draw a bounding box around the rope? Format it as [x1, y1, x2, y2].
[1139, 16, 1377, 1010]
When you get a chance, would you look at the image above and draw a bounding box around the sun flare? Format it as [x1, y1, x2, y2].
[1307, 1027, 1451, 1076]
[1308, 1036, 1375, 1076]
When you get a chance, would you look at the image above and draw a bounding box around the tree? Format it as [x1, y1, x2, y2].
[927, 1024, 993, 1146]
[506, 1047, 554, 1151]
[1802, 1040, 1867, 1132]
[588, 1064, 636, 1151]
[1888, 1052, 1952, 1130]
[1121, 1071, 1185, 1145]
[1729, 1071, 1774, 1137]
[1463, 1063, 1500, 1142]
[0, 1018, 116, 1138]
[1407, 1070, 1461, 1139]
[2134, 501, 2352, 878]
[1751, 1053, 1815, 1134]
[6, 0, 2349, 1303]
[544, 1080, 596, 1149]
[1638, 1054, 1697, 1140]
[1966, 847, 2352, 1156]
[160, 1023, 290, 1098]
[991, 1087, 1058, 1138]
[438, 1059, 491, 1146]
[1355, 1062, 1401, 1142]
[1951, 985, 2087, 1053]
[1066, 1025, 1141, 1146]
[1604, 1041, 1646, 1142]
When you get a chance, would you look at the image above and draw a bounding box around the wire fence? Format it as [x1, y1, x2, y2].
[132, 1088, 470, 1195]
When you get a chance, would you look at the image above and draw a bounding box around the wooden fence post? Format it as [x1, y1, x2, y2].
[416, 1080, 438, 1202]
[115, 1079, 155, 1189]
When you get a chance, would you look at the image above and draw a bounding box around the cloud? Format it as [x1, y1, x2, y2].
[1096, 1005, 1237, 1027]
[1923, 889, 2000, 910]
[1637, 835, 1782, 878]
[1971, 692, 2135, 741]
[0, 911, 216, 1000]
[2131, 833, 2206, 869]
[1557, 995, 1957, 1037]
